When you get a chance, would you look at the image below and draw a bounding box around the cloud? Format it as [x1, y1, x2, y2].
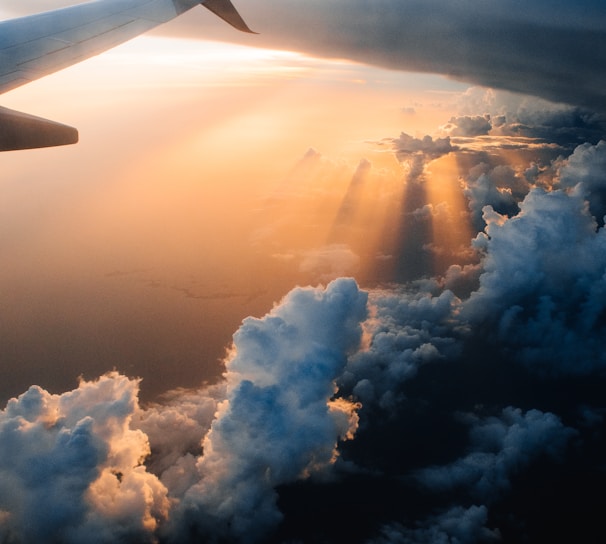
[462, 163, 523, 229]
[389, 132, 455, 186]
[371, 506, 501, 544]
[443, 115, 492, 137]
[61, 103, 606, 544]
[167, 278, 368, 542]
[457, 88, 606, 147]
[0, 280, 369, 544]
[318, 127, 606, 541]
[557, 139, 606, 222]
[392, 132, 455, 162]
[342, 287, 461, 409]
[0, 373, 169, 544]
[464, 185, 606, 375]
[3, 151, 606, 542]
[417, 407, 575, 500]
[134, 384, 224, 496]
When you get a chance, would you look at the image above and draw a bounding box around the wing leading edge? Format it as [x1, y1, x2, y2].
[0, 0, 253, 151]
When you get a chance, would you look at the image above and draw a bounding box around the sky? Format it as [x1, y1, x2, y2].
[1, 1, 606, 543]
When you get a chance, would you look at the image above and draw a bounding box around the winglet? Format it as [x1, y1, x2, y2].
[201, 0, 257, 33]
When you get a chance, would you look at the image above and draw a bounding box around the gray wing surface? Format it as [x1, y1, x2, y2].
[0, 0, 253, 150]
[0, 0, 202, 95]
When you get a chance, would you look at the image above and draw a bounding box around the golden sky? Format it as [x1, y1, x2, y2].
[0, 36, 469, 400]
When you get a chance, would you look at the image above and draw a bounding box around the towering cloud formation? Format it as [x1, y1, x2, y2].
[169, 278, 367, 542]
[464, 185, 606, 375]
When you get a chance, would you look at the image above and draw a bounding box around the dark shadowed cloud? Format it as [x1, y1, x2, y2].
[392, 132, 455, 162]
[417, 408, 576, 500]
[370, 506, 500, 544]
[443, 115, 492, 137]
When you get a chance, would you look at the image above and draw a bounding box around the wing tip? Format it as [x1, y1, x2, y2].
[201, 0, 257, 34]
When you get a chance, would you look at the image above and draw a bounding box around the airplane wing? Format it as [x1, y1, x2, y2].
[0, 0, 254, 151]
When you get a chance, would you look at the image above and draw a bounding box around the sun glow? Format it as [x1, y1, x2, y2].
[0, 34, 473, 399]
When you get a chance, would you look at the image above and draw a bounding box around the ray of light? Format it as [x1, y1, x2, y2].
[424, 153, 476, 274]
